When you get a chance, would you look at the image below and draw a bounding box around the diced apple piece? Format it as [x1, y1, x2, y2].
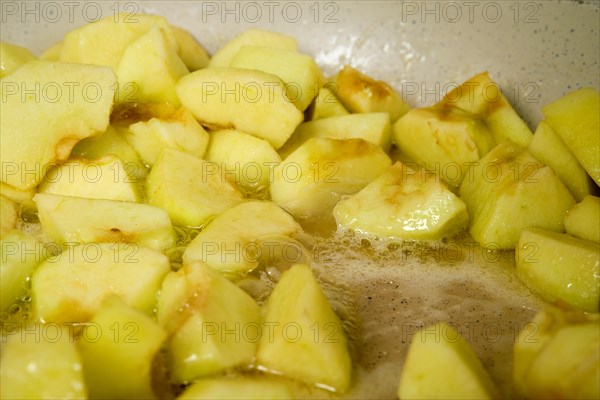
[178, 377, 293, 400]
[208, 29, 297, 68]
[32, 242, 169, 322]
[40, 41, 62, 60]
[439, 72, 533, 147]
[34, 193, 176, 251]
[183, 201, 303, 274]
[528, 121, 595, 201]
[59, 13, 178, 70]
[0, 61, 116, 190]
[125, 108, 209, 166]
[398, 322, 497, 399]
[77, 298, 167, 400]
[0, 182, 35, 203]
[172, 26, 210, 70]
[280, 112, 392, 159]
[206, 129, 281, 195]
[543, 87, 600, 186]
[334, 65, 410, 122]
[257, 264, 351, 392]
[37, 155, 141, 202]
[312, 85, 350, 120]
[459, 141, 576, 249]
[157, 262, 261, 382]
[177, 67, 304, 149]
[0, 194, 18, 236]
[1, 230, 43, 311]
[117, 25, 188, 105]
[516, 227, 600, 312]
[0, 42, 36, 78]
[72, 125, 148, 180]
[231, 45, 323, 111]
[393, 107, 496, 187]
[565, 195, 600, 243]
[0, 325, 87, 399]
[270, 138, 392, 220]
[333, 162, 468, 240]
[514, 308, 600, 399]
[146, 149, 244, 227]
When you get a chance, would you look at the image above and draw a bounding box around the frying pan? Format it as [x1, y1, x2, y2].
[1, 1, 599, 398]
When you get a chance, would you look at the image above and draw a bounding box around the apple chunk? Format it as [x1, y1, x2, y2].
[0, 194, 18, 236]
[543, 87, 600, 186]
[0, 325, 87, 399]
[208, 29, 297, 68]
[256, 264, 352, 393]
[230, 45, 323, 111]
[333, 162, 468, 240]
[205, 129, 281, 195]
[176, 67, 304, 149]
[0, 41, 36, 78]
[565, 195, 600, 243]
[528, 120, 595, 201]
[280, 112, 392, 158]
[398, 322, 497, 399]
[516, 227, 600, 312]
[270, 138, 391, 220]
[34, 193, 176, 251]
[0, 60, 116, 189]
[514, 307, 599, 399]
[459, 140, 576, 249]
[77, 298, 167, 400]
[183, 200, 303, 275]
[37, 155, 141, 202]
[31, 242, 170, 323]
[157, 262, 261, 382]
[117, 25, 189, 105]
[146, 149, 244, 227]
[334, 65, 410, 122]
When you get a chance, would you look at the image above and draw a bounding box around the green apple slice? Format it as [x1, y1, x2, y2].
[280, 112, 392, 159]
[172, 26, 210, 71]
[205, 129, 281, 196]
[0, 194, 18, 236]
[125, 108, 210, 166]
[208, 29, 297, 68]
[157, 262, 261, 382]
[117, 25, 189, 105]
[146, 148, 244, 227]
[1, 230, 44, 312]
[0, 41, 36, 78]
[459, 140, 576, 249]
[37, 155, 141, 202]
[0, 60, 116, 190]
[270, 138, 391, 220]
[398, 322, 497, 399]
[34, 193, 176, 251]
[311, 85, 350, 120]
[183, 200, 303, 275]
[176, 67, 304, 149]
[256, 263, 352, 393]
[393, 106, 496, 187]
[0, 325, 87, 399]
[334, 65, 410, 122]
[32, 242, 170, 323]
[565, 195, 600, 243]
[77, 297, 167, 400]
[333, 162, 468, 240]
[231, 45, 323, 111]
[542, 87, 600, 186]
[516, 227, 600, 312]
